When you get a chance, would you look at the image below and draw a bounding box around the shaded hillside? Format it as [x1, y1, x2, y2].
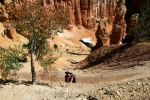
[77, 43, 150, 70]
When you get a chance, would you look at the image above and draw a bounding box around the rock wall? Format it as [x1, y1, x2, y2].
[1, 0, 148, 49]
[110, 0, 127, 44]
[92, 0, 149, 51]
[0, 3, 19, 41]
[92, 0, 122, 51]
[0, 0, 126, 50]
[42, 0, 94, 29]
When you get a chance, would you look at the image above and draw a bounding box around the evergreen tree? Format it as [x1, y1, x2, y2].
[126, 1, 150, 43]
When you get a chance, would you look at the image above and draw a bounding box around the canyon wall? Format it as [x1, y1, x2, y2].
[0, 0, 149, 49]
[0, 3, 19, 42]
[41, 0, 95, 29]
[42, 0, 126, 49]
[92, 0, 126, 51]
[92, 0, 149, 51]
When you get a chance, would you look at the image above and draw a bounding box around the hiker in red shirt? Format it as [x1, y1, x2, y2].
[65, 70, 76, 83]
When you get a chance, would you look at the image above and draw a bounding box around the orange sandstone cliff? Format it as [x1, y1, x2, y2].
[0, 0, 149, 49]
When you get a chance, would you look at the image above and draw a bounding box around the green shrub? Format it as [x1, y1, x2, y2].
[0, 45, 25, 80]
[127, 1, 150, 44]
[54, 44, 58, 49]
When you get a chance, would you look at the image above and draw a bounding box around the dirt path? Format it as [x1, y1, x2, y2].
[17, 60, 150, 84]
[1, 61, 150, 100]
[1, 44, 150, 100]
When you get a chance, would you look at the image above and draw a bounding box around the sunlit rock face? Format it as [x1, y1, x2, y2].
[0, 3, 19, 41]
[42, 0, 127, 49]
[110, 0, 127, 44]
[42, 0, 94, 29]
[92, 0, 127, 51]
[92, 0, 149, 51]
[43, 0, 125, 51]
[1, 0, 148, 48]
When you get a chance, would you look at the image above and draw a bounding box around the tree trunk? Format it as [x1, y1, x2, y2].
[31, 50, 36, 84]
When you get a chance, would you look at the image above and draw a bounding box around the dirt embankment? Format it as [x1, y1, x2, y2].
[78, 43, 150, 70]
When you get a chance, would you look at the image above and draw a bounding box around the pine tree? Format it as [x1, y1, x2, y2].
[126, 0, 150, 43]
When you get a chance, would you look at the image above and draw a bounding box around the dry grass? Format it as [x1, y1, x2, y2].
[40, 69, 58, 81]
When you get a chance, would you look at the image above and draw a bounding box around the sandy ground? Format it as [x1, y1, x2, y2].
[0, 45, 150, 100]
[0, 27, 150, 100]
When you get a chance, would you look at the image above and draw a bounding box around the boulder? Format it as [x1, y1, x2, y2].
[5, 26, 20, 41]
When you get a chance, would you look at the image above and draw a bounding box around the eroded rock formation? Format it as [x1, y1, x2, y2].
[80, 0, 94, 29]
[92, 0, 149, 51]
[42, 0, 94, 29]
[0, 3, 19, 41]
[92, 0, 127, 51]
[1, 0, 148, 48]
[92, 18, 110, 51]
[110, 0, 127, 44]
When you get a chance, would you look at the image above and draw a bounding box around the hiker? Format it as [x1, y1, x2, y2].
[65, 70, 76, 83]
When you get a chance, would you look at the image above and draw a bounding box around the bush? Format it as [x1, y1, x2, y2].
[0, 45, 25, 81]
[54, 44, 58, 49]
